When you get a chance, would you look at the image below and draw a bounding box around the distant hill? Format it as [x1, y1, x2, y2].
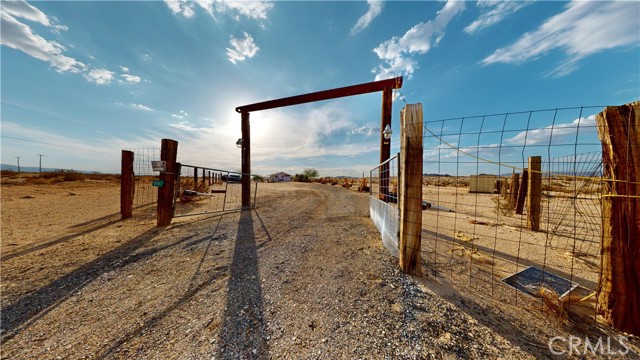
[0, 164, 106, 174]
[423, 173, 452, 177]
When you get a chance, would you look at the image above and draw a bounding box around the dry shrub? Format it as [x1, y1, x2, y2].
[0, 170, 18, 178]
[179, 179, 208, 203]
[26, 177, 62, 185]
[539, 286, 568, 321]
[86, 173, 119, 181]
[491, 195, 515, 216]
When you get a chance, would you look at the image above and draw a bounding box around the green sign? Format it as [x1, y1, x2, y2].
[151, 179, 165, 187]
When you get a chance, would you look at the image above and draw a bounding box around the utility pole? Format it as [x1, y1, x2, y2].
[16, 157, 21, 173]
[38, 154, 44, 173]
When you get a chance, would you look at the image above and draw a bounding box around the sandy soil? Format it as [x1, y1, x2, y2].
[1, 180, 637, 359]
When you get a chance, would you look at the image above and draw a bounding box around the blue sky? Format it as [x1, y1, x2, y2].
[1, 0, 639, 176]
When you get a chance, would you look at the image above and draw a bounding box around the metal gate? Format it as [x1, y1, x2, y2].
[173, 164, 258, 218]
[369, 154, 400, 256]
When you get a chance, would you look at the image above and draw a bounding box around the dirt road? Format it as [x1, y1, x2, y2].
[1, 182, 531, 359]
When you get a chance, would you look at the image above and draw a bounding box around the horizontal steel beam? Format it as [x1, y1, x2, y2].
[236, 76, 403, 113]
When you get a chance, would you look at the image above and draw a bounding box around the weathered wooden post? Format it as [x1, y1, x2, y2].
[527, 156, 542, 231]
[120, 150, 134, 219]
[202, 168, 206, 186]
[157, 139, 178, 227]
[516, 168, 529, 215]
[241, 111, 251, 208]
[510, 172, 520, 207]
[194, 167, 198, 186]
[380, 86, 393, 202]
[399, 103, 423, 276]
[596, 103, 640, 335]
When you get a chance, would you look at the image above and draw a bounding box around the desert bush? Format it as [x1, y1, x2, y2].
[61, 170, 85, 181]
[0, 170, 18, 178]
[491, 196, 516, 217]
[26, 177, 63, 185]
[39, 171, 66, 179]
[85, 172, 119, 181]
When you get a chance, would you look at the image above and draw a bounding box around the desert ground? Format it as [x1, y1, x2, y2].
[1, 175, 638, 359]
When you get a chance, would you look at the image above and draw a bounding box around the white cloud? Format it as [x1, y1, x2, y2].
[214, 1, 274, 20]
[507, 115, 597, 146]
[171, 110, 188, 118]
[241, 104, 383, 162]
[464, 0, 531, 34]
[482, 1, 640, 77]
[83, 68, 115, 85]
[351, 0, 383, 35]
[166, 0, 273, 20]
[120, 66, 129, 72]
[164, 0, 196, 18]
[1, 8, 85, 73]
[226, 32, 259, 64]
[2, 0, 52, 26]
[372, 0, 465, 80]
[120, 73, 141, 83]
[129, 103, 153, 112]
[169, 121, 207, 131]
[351, 124, 380, 136]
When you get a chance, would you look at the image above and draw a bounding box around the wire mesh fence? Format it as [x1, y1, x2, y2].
[369, 153, 399, 204]
[369, 154, 400, 256]
[419, 105, 633, 323]
[125, 148, 160, 218]
[174, 164, 258, 217]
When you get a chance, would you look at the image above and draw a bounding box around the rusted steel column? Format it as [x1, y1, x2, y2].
[241, 111, 251, 207]
[380, 86, 393, 202]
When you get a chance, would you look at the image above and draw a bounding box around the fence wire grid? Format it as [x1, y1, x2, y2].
[174, 164, 258, 217]
[419, 105, 637, 325]
[125, 148, 160, 218]
[370, 153, 399, 204]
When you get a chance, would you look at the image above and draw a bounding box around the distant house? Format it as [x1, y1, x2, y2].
[469, 174, 497, 193]
[269, 172, 291, 183]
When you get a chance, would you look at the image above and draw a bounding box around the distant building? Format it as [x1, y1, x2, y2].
[469, 174, 497, 193]
[269, 172, 291, 183]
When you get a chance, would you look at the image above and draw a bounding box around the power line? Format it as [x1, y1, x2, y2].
[1, 135, 116, 155]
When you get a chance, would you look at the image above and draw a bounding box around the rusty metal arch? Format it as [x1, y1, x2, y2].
[236, 76, 403, 206]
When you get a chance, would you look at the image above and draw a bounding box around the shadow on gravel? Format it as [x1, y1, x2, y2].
[218, 209, 270, 359]
[419, 276, 548, 359]
[0, 228, 161, 340]
[99, 216, 229, 358]
[1, 217, 120, 262]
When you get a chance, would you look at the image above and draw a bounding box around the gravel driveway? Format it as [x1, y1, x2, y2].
[2, 182, 533, 359]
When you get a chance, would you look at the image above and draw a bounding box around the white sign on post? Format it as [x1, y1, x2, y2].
[151, 161, 166, 172]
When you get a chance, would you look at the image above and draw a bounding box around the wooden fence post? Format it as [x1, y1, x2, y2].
[510, 172, 520, 207]
[157, 139, 178, 227]
[596, 103, 640, 335]
[120, 150, 134, 219]
[194, 167, 198, 186]
[241, 111, 251, 207]
[527, 156, 542, 231]
[399, 103, 423, 276]
[516, 169, 528, 215]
